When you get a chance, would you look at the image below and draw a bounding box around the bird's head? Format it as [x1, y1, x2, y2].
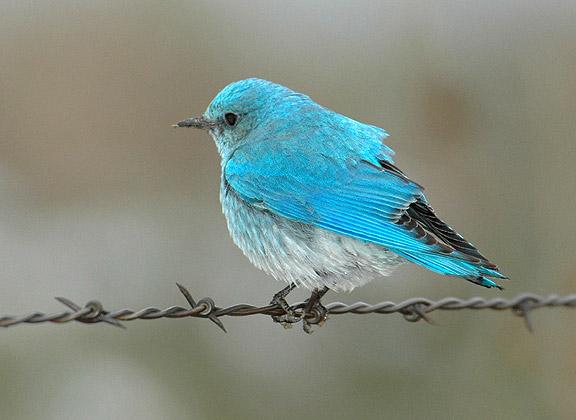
[174, 78, 315, 159]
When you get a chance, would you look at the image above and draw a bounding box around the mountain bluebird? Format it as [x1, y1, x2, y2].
[175, 78, 506, 331]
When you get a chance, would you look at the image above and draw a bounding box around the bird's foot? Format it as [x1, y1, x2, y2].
[270, 302, 302, 325]
[270, 283, 301, 325]
[269, 284, 330, 332]
[302, 299, 328, 334]
[301, 286, 329, 334]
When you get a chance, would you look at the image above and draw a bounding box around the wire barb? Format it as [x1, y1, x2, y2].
[0, 286, 575, 332]
[176, 283, 226, 332]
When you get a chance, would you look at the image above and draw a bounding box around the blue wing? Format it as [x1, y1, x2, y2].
[224, 136, 505, 286]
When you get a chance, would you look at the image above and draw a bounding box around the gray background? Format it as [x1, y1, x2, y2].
[1, 1, 575, 419]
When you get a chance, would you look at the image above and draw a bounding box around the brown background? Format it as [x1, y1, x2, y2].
[1, 1, 575, 419]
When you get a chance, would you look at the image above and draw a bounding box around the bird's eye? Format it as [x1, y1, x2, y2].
[224, 112, 238, 127]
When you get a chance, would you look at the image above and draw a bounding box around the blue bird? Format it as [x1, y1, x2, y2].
[175, 78, 506, 331]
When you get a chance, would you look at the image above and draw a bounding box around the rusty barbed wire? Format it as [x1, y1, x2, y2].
[1, 283, 575, 332]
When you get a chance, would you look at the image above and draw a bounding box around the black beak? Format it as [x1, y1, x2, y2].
[172, 116, 215, 129]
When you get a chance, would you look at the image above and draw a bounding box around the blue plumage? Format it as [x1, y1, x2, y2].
[176, 78, 506, 294]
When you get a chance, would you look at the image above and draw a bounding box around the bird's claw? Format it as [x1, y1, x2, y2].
[270, 283, 301, 325]
[302, 299, 328, 334]
[270, 301, 327, 333]
[269, 284, 329, 333]
[271, 305, 302, 325]
[270, 288, 301, 325]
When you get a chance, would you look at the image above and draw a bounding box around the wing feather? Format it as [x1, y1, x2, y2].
[225, 140, 467, 259]
[224, 136, 505, 282]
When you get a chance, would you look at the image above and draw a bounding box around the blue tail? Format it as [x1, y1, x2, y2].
[395, 249, 507, 289]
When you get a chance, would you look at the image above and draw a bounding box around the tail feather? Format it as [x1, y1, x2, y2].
[377, 159, 507, 288]
[393, 248, 507, 289]
[467, 276, 504, 290]
[406, 199, 496, 267]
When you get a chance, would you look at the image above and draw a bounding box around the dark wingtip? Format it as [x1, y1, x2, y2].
[469, 276, 504, 290]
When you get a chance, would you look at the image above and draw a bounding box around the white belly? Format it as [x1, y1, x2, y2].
[220, 183, 405, 292]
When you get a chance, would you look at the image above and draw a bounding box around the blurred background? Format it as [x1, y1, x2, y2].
[1, 1, 575, 419]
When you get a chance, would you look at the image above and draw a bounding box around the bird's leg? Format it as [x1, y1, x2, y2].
[270, 283, 296, 310]
[269, 283, 300, 325]
[302, 286, 329, 334]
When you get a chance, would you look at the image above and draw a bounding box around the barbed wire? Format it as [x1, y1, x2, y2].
[1, 283, 575, 333]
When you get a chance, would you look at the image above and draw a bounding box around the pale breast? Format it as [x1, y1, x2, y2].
[219, 181, 405, 291]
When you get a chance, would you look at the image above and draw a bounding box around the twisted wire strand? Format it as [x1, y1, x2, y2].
[1, 284, 575, 332]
